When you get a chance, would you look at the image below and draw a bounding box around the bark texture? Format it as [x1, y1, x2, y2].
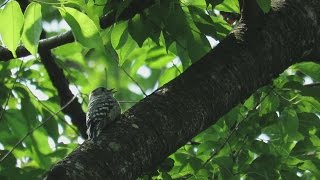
[45, 0, 320, 179]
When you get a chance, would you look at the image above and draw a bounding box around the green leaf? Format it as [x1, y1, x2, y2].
[4, 109, 29, 138]
[164, 5, 189, 38]
[29, 145, 50, 169]
[117, 35, 137, 65]
[251, 140, 270, 154]
[212, 156, 233, 179]
[173, 152, 191, 165]
[194, 169, 210, 178]
[248, 154, 280, 179]
[20, 167, 46, 180]
[274, 74, 304, 88]
[298, 113, 320, 136]
[300, 160, 320, 178]
[0, 167, 24, 180]
[310, 134, 320, 147]
[244, 93, 259, 110]
[259, 91, 279, 116]
[211, 16, 232, 40]
[128, 15, 148, 47]
[291, 138, 317, 156]
[280, 170, 300, 180]
[294, 62, 320, 81]
[188, 5, 216, 37]
[47, 148, 68, 161]
[146, 46, 175, 69]
[42, 109, 59, 142]
[53, 42, 83, 58]
[59, 7, 103, 50]
[215, 0, 240, 13]
[21, 2, 42, 56]
[0, 0, 24, 57]
[205, 0, 224, 8]
[197, 141, 218, 155]
[280, 108, 299, 139]
[188, 157, 203, 172]
[186, 31, 211, 62]
[33, 129, 51, 154]
[159, 66, 180, 86]
[111, 22, 128, 50]
[0, 150, 17, 168]
[161, 172, 172, 180]
[299, 96, 320, 112]
[256, 0, 271, 13]
[115, 0, 133, 19]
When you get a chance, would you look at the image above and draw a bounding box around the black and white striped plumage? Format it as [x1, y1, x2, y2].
[86, 87, 120, 139]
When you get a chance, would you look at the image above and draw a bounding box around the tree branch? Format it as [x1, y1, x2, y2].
[39, 46, 87, 138]
[44, 0, 320, 179]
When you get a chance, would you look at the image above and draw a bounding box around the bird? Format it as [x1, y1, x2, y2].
[86, 87, 121, 139]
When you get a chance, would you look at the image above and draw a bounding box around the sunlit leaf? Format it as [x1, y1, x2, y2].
[159, 66, 180, 86]
[300, 160, 320, 178]
[0, 0, 24, 57]
[59, 7, 103, 50]
[259, 91, 279, 116]
[197, 141, 217, 155]
[215, 0, 240, 13]
[294, 62, 320, 81]
[4, 109, 29, 138]
[21, 2, 42, 56]
[111, 22, 128, 50]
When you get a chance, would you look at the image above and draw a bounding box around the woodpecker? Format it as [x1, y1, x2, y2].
[86, 87, 121, 139]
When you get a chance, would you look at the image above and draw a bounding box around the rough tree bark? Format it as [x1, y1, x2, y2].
[45, 0, 320, 179]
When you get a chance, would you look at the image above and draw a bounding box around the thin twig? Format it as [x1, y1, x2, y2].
[202, 87, 273, 166]
[232, 135, 248, 159]
[171, 60, 182, 74]
[105, 47, 148, 97]
[272, 88, 297, 104]
[121, 68, 147, 96]
[0, 95, 78, 163]
[0, 0, 9, 8]
[0, 61, 23, 122]
[23, 84, 79, 135]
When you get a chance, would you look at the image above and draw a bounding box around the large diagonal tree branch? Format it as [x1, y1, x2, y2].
[0, 0, 155, 61]
[44, 0, 320, 179]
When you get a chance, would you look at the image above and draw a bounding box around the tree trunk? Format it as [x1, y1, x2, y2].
[45, 0, 320, 179]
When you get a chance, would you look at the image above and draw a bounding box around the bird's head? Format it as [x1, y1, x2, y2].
[89, 87, 116, 99]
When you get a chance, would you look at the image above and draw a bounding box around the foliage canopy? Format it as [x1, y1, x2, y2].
[0, 0, 320, 179]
